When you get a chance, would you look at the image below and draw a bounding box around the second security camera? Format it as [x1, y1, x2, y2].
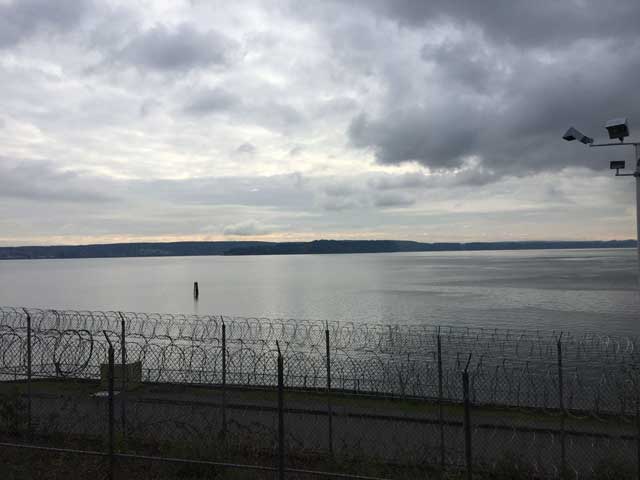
[562, 127, 593, 145]
[605, 118, 629, 142]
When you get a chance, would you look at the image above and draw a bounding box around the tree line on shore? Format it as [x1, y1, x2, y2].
[0, 239, 634, 260]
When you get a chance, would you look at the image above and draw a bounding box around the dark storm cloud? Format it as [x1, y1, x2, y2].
[344, 0, 640, 48]
[0, 159, 115, 203]
[0, 0, 92, 48]
[290, 0, 639, 181]
[115, 23, 238, 71]
[349, 106, 480, 171]
[420, 41, 499, 94]
[348, 30, 640, 179]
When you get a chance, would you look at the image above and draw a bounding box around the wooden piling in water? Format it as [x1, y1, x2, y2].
[193, 282, 199, 299]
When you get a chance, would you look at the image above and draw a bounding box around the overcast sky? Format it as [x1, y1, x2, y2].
[2, 0, 640, 246]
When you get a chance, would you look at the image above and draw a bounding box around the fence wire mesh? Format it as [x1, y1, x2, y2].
[1, 305, 640, 479]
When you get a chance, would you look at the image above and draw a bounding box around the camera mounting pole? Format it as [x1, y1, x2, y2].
[564, 120, 640, 286]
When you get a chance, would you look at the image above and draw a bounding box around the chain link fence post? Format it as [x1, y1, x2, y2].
[635, 369, 639, 480]
[276, 341, 285, 480]
[103, 331, 115, 480]
[118, 313, 127, 446]
[437, 327, 445, 474]
[325, 324, 334, 457]
[22, 308, 32, 441]
[221, 318, 227, 446]
[557, 333, 566, 477]
[462, 354, 473, 480]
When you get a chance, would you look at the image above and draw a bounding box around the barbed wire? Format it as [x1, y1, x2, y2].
[1, 306, 639, 417]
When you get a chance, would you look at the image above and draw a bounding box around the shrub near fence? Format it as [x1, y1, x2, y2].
[0, 306, 639, 479]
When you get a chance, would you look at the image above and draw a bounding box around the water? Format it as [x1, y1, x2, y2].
[0, 248, 638, 335]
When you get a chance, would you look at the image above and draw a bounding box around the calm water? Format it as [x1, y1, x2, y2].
[0, 249, 638, 335]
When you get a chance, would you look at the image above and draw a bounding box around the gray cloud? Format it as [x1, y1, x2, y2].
[420, 41, 500, 94]
[373, 191, 415, 208]
[368, 173, 429, 190]
[348, 33, 640, 180]
[115, 23, 238, 71]
[324, 183, 358, 198]
[349, 106, 481, 171]
[315, 176, 421, 211]
[180, 89, 305, 133]
[260, 102, 305, 131]
[134, 174, 313, 209]
[0, 0, 92, 48]
[139, 99, 162, 117]
[289, 146, 304, 156]
[320, 197, 362, 212]
[340, 0, 640, 48]
[183, 88, 241, 115]
[0, 159, 115, 203]
[235, 142, 256, 154]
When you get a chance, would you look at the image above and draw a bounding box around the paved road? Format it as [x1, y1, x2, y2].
[2, 381, 636, 477]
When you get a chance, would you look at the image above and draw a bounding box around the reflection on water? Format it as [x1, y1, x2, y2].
[0, 248, 638, 335]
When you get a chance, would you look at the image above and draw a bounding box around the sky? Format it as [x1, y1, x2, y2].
[2, 0, 640, 246]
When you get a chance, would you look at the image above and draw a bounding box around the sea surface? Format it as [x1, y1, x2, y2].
[0, 248, 638, 335]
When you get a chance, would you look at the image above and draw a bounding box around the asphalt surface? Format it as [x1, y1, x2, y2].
[1, 380, 635, 477]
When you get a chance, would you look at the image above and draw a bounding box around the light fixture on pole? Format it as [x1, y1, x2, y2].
[563, 117, 640, 283]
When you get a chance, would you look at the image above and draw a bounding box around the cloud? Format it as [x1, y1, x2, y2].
[223, 219, 274, 236]
[315, 176, 419, 210]
[324, 183, 358, 197]
[289, 146, 304, 156]
[348, 32, 640, 179]
[420, 40, 500, 94]
[132, 173, 314, 209]
[368, 172, 429, 190]
[1, 0, 638, 245]
[349, 106, 481, 171]
[372, 191, 415, 208]
[180, 89, 305, 132]
[259, 102, 305, 131]
[0, 158, 115, 203]
[183, 88, 241, 115]
[0, 0, 92, 48]
[342, 0, 640, 48]
[235, 142, 256, 154]
[115, 23, 238, 71]
[320, 197, 362, 212]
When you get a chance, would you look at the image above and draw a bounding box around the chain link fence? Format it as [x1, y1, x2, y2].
[1, 306, 639, 478]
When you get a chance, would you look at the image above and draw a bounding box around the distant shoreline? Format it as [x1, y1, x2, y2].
[0, 239, 634, 260]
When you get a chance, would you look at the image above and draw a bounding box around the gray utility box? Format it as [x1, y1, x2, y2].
[100, 361, 142, 390]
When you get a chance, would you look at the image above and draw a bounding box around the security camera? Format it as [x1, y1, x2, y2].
[604, 118, 629, 142]
[610, 160, 625, 170]
[562, 126, 593, 145]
